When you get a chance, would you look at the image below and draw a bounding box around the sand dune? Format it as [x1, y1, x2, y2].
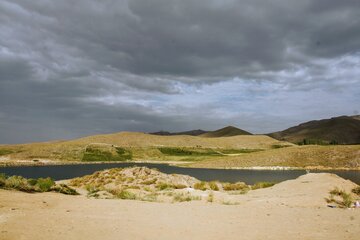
[0, 173, 359, 240]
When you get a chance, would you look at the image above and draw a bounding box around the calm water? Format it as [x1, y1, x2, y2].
[0, 163, 359, 184]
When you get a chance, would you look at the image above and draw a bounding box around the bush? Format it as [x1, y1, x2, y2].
[27, 178, 38, 186]
[252, 182, 275, 190]
[116, 190, 137, 200]
[223, 182, 248, 191]
[36, 177, 55, 192]
[0, 173, 6, 187]
[156, 182, 173, 190]
[51, 184, 79, 195]
[209, 181, 219, 191]
[327, 187, 354, 208]
[351, 186, 360, 196]
[5, 176, 33, 192]
[194, 181, 208, 191]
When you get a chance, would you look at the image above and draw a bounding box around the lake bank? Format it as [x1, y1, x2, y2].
[1, 162, 360, 185]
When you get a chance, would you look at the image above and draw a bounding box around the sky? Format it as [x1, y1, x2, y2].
[0, 0, 359, 144]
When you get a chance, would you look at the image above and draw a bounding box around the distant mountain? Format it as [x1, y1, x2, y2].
[200, 126, 252, 138]
[150, 129, 208, 136]
[268, 115, 360, 144]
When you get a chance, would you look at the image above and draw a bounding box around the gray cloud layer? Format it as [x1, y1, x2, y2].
[0, 0, 359, 143]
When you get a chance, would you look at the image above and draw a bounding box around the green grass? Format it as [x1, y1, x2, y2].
[217, 149, 263, 154]
[158, 147, 219, 156]
[82, 147, 132, 161]
[0, 149, 14, 156]
[271, 144, 291, 149]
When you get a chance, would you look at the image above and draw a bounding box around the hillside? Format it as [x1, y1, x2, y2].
[150, 129, 208, 136]
[200, 126, 252, 138]
[0, 132, 282, 164]
[268, 115, 360, 144]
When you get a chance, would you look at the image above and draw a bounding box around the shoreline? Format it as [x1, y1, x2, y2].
[0, 159, 360, 171]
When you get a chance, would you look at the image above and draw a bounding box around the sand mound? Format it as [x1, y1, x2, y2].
[246, 173, 359, 207]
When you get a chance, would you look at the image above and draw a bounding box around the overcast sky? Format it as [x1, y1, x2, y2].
[1, 0, 360, 144]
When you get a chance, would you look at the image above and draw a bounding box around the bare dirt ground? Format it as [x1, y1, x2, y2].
[1, 173, 359, 240]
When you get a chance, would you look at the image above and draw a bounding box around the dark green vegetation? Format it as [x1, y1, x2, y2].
[0, 149, 14, 156]
[298, 139, 339, 145]
[0, 173, 78, 195]
[158, 147, 219, 156]
[218, 149, 263, 154]
[200, 126, 252, 137]
[158, 147, 262, 157]
[82, 145, 132, 161]
[269, 115, 360, 145]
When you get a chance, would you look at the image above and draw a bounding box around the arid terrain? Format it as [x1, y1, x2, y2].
[1, 172, 359, 240]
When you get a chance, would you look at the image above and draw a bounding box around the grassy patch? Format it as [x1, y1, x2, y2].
[0, 174, 78, 195]
[218, 149, 263, 154]
[0, 149, 14, 156]
[172, 193, 201, 202]
[251, 182, 276, 190]
[326, 187, 354, 208]
[223, 182, 249, 191]
[271, 144, 291, 149]
[158, 147, 219, 156]
[113, 189, 137, 200]
[82, 146, 132, 161]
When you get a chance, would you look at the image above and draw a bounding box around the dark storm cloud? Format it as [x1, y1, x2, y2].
[0, 0, 359, 143]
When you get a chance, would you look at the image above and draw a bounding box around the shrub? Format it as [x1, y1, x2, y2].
[207, 192, 214, 203]
[27, 178, 38, 186]
[194, 182, 207, 191]
[5, 176, 33, 192]
[172, 193, 200, 202]
[0, 173, 6, 187]
[36, 177, 55, 192]
[252, 182, 275, 190]
[52, 184, 79, 195]
[116, 190, 137, 200]
[209, 181, 219, 191]
[327, 187, 354, 208]
[156, 182, 173, 190]
[351, 186, 360, 196]
[223, 182, 248, 191]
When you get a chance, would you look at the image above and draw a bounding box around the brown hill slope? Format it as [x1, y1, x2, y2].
[268, 116, 360, 144]
[150, 129, 208, 136]
[0, 132, 281, 163]
[200, 126, 252, 138]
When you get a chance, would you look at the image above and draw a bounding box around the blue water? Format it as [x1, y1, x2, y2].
[1, 163, 359, 184]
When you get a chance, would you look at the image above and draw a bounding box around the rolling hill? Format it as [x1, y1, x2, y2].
[150, 129, 208, 136]
[268, 115, 360, 144]
[200, 126, 252, 138]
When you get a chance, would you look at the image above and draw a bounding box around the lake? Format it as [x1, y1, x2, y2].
[1, 163, 359, 184]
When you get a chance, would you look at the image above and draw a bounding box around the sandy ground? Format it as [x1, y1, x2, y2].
[0, 173, 360, 240]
